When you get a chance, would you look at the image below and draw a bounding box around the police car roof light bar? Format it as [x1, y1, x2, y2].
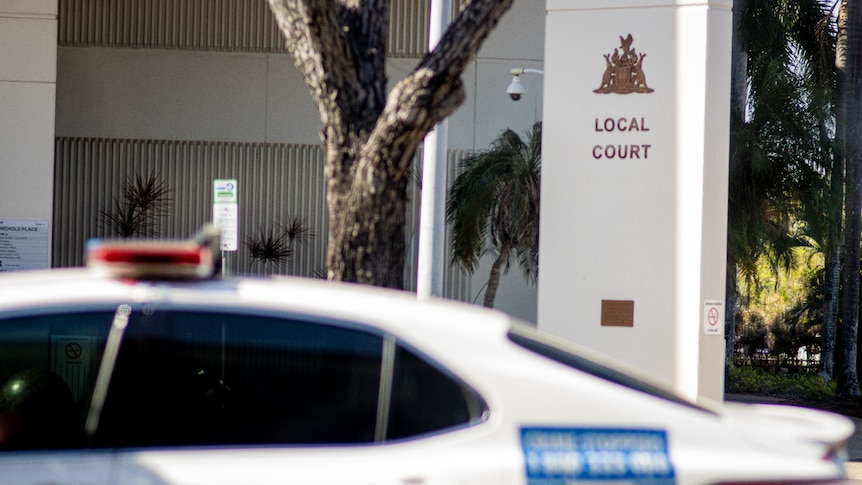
[86, 225, 220, 280]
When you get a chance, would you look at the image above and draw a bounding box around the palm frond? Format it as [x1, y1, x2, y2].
[446, 121, 541, 305]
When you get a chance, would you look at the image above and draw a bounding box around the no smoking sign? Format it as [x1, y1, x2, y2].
[64, 342, 83, 360]
[51, 335, 95, 402]
[703, 300, 724, 335]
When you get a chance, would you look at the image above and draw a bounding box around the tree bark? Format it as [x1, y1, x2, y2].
[725, 259, 737, 368]
[822, 0, 848, 382]
[725, 0, 747, 367]
[267, 0, 515, 289]
[820, 247, 841, 380]
[730, 0, 748, 122]
[838, 0, 861, 397]
[483, 241, 513, 308]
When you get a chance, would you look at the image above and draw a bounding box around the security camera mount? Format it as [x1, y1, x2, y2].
[507, 76, 526, 101]
[506, 68, 544, 101]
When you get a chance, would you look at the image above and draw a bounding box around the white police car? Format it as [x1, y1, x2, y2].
[0, 229, 853, 485]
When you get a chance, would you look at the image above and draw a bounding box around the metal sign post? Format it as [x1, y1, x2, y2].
[213, 179, 238, 276]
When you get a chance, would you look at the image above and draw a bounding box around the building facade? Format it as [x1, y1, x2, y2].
[3, 0, 544, 322]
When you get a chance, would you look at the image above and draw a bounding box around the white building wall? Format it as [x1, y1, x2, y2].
[52, 0, 544, 322]
[0, 0, 57, 263]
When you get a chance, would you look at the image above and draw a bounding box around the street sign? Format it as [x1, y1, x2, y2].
[214, 179, 238, 203]
[213, 179, 238, 251]
[0, 219, 49, 272]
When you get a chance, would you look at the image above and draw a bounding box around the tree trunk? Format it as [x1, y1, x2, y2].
[838, 0, 861, 397]
[483, 242, 513, 308]
[725, 259, 737, 368]
[267, 0, 515, 289]
[820, 247, 841, 380]
[824, 0, 847, 383]
[725, 0, 747, 367]
[325, 179, 410, 289]
[730, 0, 748, 122]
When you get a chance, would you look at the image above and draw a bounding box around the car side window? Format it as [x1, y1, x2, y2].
[387, 345, 487, 440]
[0, 311, 112, 450]
[94, 309, 487, 448]
[95, 311, 384, 447]
[0, 307, 488, 450]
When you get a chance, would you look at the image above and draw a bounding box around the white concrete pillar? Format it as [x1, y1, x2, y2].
[0, 0, 57, 269]
[538, 0, 731, 401]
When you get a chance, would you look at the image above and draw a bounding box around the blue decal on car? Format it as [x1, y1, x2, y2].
[521, 427, 676, 484]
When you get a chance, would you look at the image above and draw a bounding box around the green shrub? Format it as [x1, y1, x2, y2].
[725, 366, 834, 401]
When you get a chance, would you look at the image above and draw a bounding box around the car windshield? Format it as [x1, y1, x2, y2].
[507, 325, 714, 415]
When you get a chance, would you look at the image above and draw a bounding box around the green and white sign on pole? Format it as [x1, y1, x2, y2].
[213, 179, 238, 252]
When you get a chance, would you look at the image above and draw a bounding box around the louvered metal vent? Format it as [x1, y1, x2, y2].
[57, 0, 455, 58]
[53, 137, 327, 278]
[53, 137, 471, 300]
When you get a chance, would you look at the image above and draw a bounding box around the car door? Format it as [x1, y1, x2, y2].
[0, 309, 115, 485]
[95, 307, 504, 485]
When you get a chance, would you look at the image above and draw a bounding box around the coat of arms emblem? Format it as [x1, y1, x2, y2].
[594, 34, 654, 94]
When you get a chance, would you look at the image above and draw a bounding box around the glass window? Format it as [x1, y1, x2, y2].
[0, 310, 114, 450]
[387, 345, 488, 440]
[95, 310, 384, 447]
[0, 305, 490, 450]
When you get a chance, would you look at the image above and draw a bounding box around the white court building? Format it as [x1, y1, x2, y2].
[0, 0, 545, 323]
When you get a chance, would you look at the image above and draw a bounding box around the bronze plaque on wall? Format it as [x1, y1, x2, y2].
[601, 300, 634, 327]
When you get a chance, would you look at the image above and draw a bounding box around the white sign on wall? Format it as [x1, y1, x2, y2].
[703, 300, 724, 336]
[0, 219, 49, 272]
[213, 179, 238, 251]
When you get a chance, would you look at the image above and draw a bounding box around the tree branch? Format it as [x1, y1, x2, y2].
[267, 0, 389, 129]
[359, 0, 515, 181]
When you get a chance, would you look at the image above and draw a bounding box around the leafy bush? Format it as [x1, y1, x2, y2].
[725, 366, 834, 401]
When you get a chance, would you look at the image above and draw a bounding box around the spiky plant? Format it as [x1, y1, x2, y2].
[101, 172, 173, 238]
[246, 226, 293, 273]
[246, 216, 316, 275]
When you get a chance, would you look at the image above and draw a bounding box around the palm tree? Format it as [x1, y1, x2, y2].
[837, 0, 862, 397]
[795, 0, 846, 382]
[446, 122, 541, 308]
[726, 0, 838, 373]
[821, 0, 846, 383]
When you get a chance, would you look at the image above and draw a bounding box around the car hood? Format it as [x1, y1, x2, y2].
[722, 402, 855, 460]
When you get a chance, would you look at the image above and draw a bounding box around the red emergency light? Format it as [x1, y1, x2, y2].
[86, 226, 220, 279]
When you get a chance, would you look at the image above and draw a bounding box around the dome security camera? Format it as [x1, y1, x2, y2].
[507, 76, 526, 101]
